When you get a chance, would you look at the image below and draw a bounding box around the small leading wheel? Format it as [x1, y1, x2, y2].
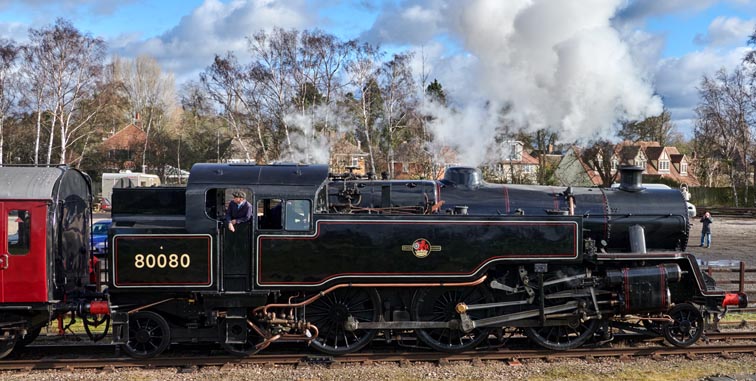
[306, 287, 380, 355]
[82, 314, 110, 342]
[122, 311, 171, 358]
[411, 286, 493, 353]
[663, 303, 703, 347]
[525, 318, 600, 350]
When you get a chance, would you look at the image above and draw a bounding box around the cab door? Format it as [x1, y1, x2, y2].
[0, 201, 48, 303]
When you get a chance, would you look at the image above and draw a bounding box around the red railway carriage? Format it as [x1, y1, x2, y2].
[0, 165, 94, 357]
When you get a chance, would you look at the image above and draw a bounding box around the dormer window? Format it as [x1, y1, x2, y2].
[659, 159, 670, 172]
[681, 162, 688, 175]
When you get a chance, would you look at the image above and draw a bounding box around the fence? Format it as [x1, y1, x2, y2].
[690, 186, 756, 208]
[705, 261, 756, 312]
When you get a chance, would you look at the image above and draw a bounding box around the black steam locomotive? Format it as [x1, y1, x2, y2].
[98, 163, 746, 358]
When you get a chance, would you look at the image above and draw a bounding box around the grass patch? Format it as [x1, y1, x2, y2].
[720, 311, 756, 321]
[525, 358, 756, 381]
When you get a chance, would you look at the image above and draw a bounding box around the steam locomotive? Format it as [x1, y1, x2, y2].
[100, 163, 745, 358]
[0, 163, 747, 360]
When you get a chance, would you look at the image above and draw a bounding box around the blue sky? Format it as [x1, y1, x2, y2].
[0, 0, 755, 142]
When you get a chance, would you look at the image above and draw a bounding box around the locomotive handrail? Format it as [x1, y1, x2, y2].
[253, 276, 488, 315]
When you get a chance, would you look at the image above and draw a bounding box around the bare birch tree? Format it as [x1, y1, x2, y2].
[346, 43, 383, 175]
[112, 54, 177, 172]
[379, 52, 415, 178]
[23, 18, 107, 164]
[200, 53, 261, 162]
[0, 39, 20, 165]
[695, 68, 752, 206]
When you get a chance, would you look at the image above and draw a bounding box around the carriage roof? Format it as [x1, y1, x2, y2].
[0, 166, 90, 201]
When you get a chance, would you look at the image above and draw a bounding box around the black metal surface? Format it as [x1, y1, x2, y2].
[112, 187, 186, 215]
[257, 215, 580, 286]
[112, 234, 212, 287]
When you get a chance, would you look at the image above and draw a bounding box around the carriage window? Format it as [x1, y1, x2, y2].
[285, 200, 311, 231]
[257, 198, 282, 230]
[8, 210, 30, 255]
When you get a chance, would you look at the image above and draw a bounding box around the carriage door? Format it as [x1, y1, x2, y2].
[0, 202, 48, 302]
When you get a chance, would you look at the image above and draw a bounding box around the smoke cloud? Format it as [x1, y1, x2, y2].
[416, 0, 663, 166]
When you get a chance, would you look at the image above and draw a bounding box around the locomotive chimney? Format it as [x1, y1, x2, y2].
[442, 167, 483, 189]
[618, 165, 644, 192]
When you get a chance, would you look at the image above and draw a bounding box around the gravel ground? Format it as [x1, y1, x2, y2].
[2, 355, 756, 381]
[686, 216, 756, 268]
[3, 216, 755, 381]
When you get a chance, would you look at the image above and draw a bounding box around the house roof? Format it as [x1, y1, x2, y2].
[570, 146, 603, 186]
[644, 146, 664, 161]
[616, 145, 642, 163]
[102, 124, 146, 150]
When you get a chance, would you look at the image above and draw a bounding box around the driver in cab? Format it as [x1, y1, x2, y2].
[225, 191, 253, 233]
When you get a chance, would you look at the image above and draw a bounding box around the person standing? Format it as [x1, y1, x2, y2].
[699, 211, 713, 248]
[225, 191, 253, 233]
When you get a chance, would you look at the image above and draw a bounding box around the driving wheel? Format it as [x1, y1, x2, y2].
[306, 287, 380, 355]
[121, 311, 171, 358]
[525, 317, 600, 350]
[411, 286, 493, 353]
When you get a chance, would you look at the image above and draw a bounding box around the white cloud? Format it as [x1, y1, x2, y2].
[694, 16, 755, 47]
[616, 0, 721, 25]
[654, 47, 749, 134]
[359, 0, 448, 45]
[0, 21, 28, 43]
[110, 0, 314, 82]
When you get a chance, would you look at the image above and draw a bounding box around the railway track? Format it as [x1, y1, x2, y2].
[3, 331, 754, 372]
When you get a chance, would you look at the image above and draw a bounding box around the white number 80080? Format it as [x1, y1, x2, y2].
[134, 253, 191, 269]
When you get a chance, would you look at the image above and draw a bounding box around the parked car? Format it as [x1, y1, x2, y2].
[91, 219, 112, 254]
[100, 197, 112, 212]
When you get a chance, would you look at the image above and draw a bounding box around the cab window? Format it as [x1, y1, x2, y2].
[8, 210, 30, 255]
[285, 200, 311, 231]
[257, 198, 282, 230]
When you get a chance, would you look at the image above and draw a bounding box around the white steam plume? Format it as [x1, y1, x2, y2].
[421, 0, 662, 166]
[281, 104, 355, 164]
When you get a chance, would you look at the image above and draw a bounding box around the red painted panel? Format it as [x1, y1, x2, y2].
[0, 201, 48, 303]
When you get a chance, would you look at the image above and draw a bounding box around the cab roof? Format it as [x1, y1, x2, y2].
[187, 163, 329, 187]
